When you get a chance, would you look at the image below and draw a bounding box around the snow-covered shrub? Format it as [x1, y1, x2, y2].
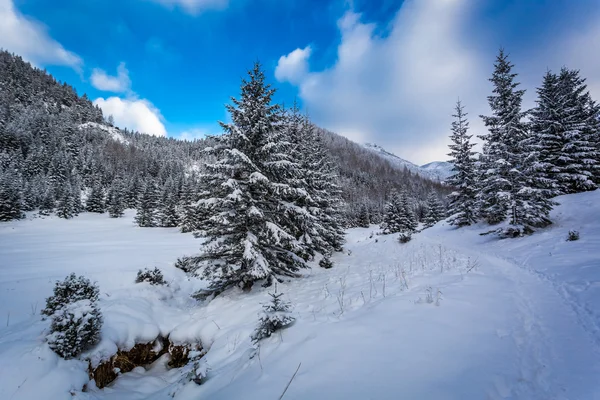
[135, 267, 166, 285]
[319, 257, 334, 269]
[251, 292, 295, 343]
[567, 230, 580, 241]
[174, 255, 200, 274]
[47, 298, 102, 359]
[398, 233, 412, 243]
[41, 273, 100, 318]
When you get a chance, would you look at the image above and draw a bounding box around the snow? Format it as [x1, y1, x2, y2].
[79, 122, 130, 145]
[1, 193, 600, 399]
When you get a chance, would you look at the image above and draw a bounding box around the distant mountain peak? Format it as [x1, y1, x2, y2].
[362, 142, 453, 181]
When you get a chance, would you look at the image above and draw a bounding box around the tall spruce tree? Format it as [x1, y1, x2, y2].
[554, 68, 598, 193]
[86, 180, 105, 213]
[397, 190, 418, 234]
[447, 100, 478, 227]
[107, 177, 126, 218]
[0, 170, 23, 221]
[191, 63, 310, 294]
[135, 180, 159, 227]
[423, 192, 445, 228]
[357, 204, 370, 228]
[478, 49, 528, 226]
[381, 190, 403, 233]
[56, 182, 76, 219]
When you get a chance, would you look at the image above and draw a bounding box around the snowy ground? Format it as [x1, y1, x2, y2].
[1, 193, 600, 400]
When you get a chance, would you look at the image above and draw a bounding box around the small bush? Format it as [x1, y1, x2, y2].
[41, 273, 100, 318]
[567, 230, 580, 241]
[42, 274, 103, 359]
[136, 267, 166, 285]
[251, 292, 295, 343]
[319, 257, 334, 269]
[47, 299, 102, 359]
[398, 233, 412, 243]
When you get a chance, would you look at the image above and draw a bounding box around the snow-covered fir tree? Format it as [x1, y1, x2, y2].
[552, 68, 598, 193]
[251, 291, 295, 343]
[397, 190, 418, 234]
[423, 192, 445, 228]
[281, 103, 345, 256]
[159, 185, 180, 228]
[38, 188, 55, 216]
[135, 180, 159, 227]
[188, 63, 312, 294]
[381, 190, 403, 233]
[56, 182, 77, 219]
[86, 180, 105, 213]
[107, 177, 126, 218]
[357, 204, 370, 228]
[478, 49, 529, 226]
[446, 100, 478, 227]
[0, 169, 23, 221]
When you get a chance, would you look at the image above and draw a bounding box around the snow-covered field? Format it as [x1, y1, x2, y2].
[1, 193, 600, 400]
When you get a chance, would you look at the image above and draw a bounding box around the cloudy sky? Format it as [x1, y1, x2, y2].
[1, 0, 599, 164]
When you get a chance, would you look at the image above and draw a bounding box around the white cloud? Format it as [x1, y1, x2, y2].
[0, 0, 82, 69]
[91, 62, 131, 93]
[151, 0, 228, 15]
[93, 97, 167, 137]
[282, 1, 486, 164]
[275, 46, 312, 85]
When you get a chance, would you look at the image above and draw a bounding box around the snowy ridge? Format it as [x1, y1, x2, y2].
[79, 122, 130, 145]
[362, 142, 451, 181]
[1, 192, 600, 399]
[420, 161, 454, 181]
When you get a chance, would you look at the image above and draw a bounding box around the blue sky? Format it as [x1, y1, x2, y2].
[2, 0, 600, 163]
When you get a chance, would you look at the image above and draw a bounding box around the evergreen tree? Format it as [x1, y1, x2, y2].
[56, 183, 76, 219]
[135, 180, 159, 227]
[190, 63, 309, 294]
[397, 190, 418, 234]
[86, 180, 105, 213]
[250, 291, 295, 343]
[478, 49, 528, 226]
[423, 192, 445, 228]
[38, 188, 55, 216]
[357, 204, 370, 228]
[126, 175, 142, 209]
[159, 188, 180, 227]
[107, 177, 126, 218]
[0, 170, 23, 221]
[554, 68, 598, 193]
[447, 100, 478, 227]
[381, 190, 403, 233]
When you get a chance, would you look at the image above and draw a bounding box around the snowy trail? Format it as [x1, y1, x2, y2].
[420, 226, 600, 400]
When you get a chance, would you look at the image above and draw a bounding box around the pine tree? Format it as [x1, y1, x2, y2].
[446, 100, 478, 227]
[357, 204, 370, 228]
[423, 192, 445, 228]
[553, 68, 598, 193]
[478, 49, 529, 226]
[179, 179, 200, 233]
[190, 63, 309, 294]
[159, 190, 180, 227]
[56, 183, 76, 219]
[86, 180, 105, 213]
[397, 190, 418, 234]
[250, 291, 295, 343]
[135, 180, 159, 227]
[381, 190, 403, 233]
[38, 187, 55, 216]
[107, 177, 126, 218]
[0, 170, 23, 221]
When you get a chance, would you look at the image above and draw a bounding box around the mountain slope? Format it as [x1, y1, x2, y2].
[420, 161, 454, 181]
